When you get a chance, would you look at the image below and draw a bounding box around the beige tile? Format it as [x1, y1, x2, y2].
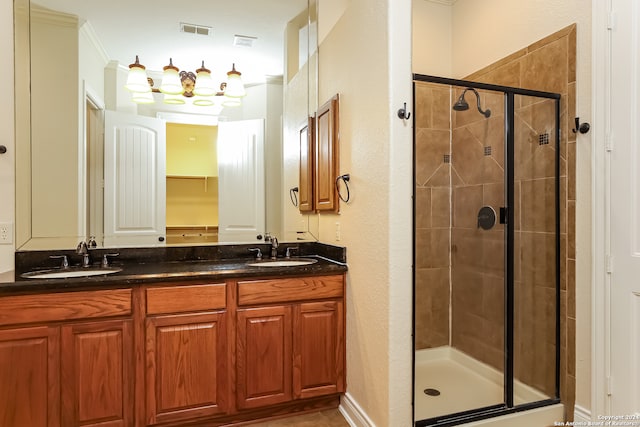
[415, 129, 451, 186]
[453, 185, 483, 229]
[519, 231, 556, 286]
[414, 83, 432, 129]
[432, 85, 452, 130]
[521, 37, 568, 94]
[415, 187, 431, 229]
[520, 178, 556, 233]
[568, 142, 576, 200]
[415, 228, 450, 269]
[431, 187, 450, 228]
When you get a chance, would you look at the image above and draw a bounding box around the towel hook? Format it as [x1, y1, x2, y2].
[289, 187, 299, 207]
[0, 145, 6, 154]
[397, 103, 411, 120]
[572, 117, 590, 134]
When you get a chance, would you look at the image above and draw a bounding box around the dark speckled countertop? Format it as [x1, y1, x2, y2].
[1, 242, 347, 294]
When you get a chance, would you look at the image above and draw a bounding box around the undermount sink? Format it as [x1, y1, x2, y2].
[246, 258, 318, 267]
[21, 267, 123, 279]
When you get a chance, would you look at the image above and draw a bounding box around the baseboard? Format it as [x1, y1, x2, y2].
[340, 393, 376, 427]
[574, 405, 591, 423]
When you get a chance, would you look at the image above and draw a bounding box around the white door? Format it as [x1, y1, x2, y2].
[104, 111, 166, 247]
[609, 0, 640, 416]
[217, 119, 265, 242]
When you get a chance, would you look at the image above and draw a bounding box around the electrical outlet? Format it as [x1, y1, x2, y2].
[335, 222, 341, 241]
[0, 222, 13, 244]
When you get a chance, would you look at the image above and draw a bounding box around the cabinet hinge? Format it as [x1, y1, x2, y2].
[607, 376, 613, 396]
[608, 11, 616, 30]
[606, 255, 614, 274]
[606, 132, 614, 152]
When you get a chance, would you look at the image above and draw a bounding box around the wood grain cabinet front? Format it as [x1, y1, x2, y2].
[60, 320, 134, 427]
[145, 311, 228, 425]
[236, 306, 293, 410]
[0, 326, 60, 427]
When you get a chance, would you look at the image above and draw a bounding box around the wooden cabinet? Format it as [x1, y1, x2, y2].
[0, 289, 133, 427]
[293, 301, 345, 399]
[236, 306, 292, 409]
[145, 311, 228, 424]
[144, 282, 228, 425]
[60, 320, 133, 427]
[299, 95, 340, 213]
[0, 326, 60, 427]
[236, 275, 346, 410]
[314, 95, 340, 212]
[0, 272, 345, 427]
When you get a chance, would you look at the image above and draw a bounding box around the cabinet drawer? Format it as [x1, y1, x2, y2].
[0, 289, 132, 327]
[146, 283, 226, 315]
[238, 275, 344, 306]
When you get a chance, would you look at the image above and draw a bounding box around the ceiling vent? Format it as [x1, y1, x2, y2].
[180, 23, 212, 36]
[234, 34, 257, 48]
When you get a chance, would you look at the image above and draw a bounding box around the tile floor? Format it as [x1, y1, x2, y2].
[244, 409, 350, 426]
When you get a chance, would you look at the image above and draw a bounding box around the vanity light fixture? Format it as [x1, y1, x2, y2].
[224, 63, 246, 98]
[159, 58, 183, 95]
[125, 56, 151, 93]
[125, 56, 247, 108]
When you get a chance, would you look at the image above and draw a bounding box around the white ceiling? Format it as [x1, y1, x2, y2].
[33, 0, 308, 85]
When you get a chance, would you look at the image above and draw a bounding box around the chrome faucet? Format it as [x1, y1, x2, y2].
[76, 240, 91, 267]
[266, 235, 279, 259]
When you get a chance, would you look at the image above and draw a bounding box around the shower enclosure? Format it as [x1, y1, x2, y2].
[412, 75, 560, 426]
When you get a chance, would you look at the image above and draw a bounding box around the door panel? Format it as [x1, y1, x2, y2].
[610, 0, 640, 414]
[293, 301, 344, 399]
[104, 110, 166, 246]
[217, 119, 265, 242]
[236, 306, 292, 409]
[61, 320, 133, 427]
[146, 312, 228, 425]
[0, 326, 60, 427]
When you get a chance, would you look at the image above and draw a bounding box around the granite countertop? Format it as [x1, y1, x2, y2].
[2, 242, 348, 294]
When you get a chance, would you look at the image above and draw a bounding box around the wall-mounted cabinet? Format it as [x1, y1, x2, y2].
[299, 94, 340, 213]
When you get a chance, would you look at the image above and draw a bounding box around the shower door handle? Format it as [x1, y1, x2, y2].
[500, 207, 508, 224]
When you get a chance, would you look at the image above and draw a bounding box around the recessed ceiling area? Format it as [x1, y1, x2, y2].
[32, 0, 308, 84]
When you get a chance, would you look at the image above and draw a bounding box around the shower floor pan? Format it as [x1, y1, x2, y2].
[414, 346, 551, 423]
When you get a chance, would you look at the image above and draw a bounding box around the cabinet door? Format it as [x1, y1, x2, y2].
[61, 320, 133, 427]
[314, 95, 339, 212]
[293, 301, 345, 399]
[236, 306, 292, 409]
[0, 326, 60, 427]
[146, 311, 228, 425]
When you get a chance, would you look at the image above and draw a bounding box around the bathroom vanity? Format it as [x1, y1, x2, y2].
[0, 244, 347, 427]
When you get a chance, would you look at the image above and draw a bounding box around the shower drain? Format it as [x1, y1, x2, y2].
[423, 388, 441, 397]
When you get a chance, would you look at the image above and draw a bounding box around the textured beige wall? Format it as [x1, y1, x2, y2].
[316, 0, 413, 425]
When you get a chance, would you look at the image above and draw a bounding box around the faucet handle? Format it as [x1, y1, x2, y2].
[248, 248, 263, 260]
[285, 247, 297, 258]
[87, 236, 97, 248]
[101, 253, 119, 268]
[49, 255, 69, 269]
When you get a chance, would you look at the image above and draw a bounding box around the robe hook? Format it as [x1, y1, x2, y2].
[397, 103, 411, 120]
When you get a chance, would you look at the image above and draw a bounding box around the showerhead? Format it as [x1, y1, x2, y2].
[452, 95, 469, 111]
[453, 87, 491, 118]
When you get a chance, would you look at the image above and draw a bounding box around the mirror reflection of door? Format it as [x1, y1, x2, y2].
[103, 111, 167, 247]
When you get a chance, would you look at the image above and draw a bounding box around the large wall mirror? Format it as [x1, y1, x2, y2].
[13, 0, 319, 250]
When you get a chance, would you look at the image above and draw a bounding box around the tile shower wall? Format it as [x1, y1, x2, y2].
[450, 88, 506, 372]
[414, 24, 576, 410]
[466, 24, 576, 408]
[414, 82, 451, 349]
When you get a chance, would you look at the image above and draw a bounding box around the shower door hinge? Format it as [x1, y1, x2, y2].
[606, 132, 614, 152]
[608, 11, 616, 30]
[606, 255, 614, 274]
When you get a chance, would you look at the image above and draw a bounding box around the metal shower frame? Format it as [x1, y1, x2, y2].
[411, 74, 562, 427]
